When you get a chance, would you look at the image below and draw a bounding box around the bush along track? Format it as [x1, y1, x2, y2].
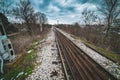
[0, 36, 47, 80]
[57, 28, 120, 79]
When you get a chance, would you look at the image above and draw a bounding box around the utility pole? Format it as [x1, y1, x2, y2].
[57, 20, 59, 25]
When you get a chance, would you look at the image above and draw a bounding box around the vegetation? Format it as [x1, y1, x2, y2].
[56, 0, 120, 54]
[0, 12, 18, 34]
[0, 26, 50, 79]
[98, 0, 120, 35]
[57, 23, 120, 60]
[0, 41, 37, 80]
[0, 0, 120, 78]
[82, 39, 120, 63]
[0, 0, 12, 15]
[82, 9, 98, 25]
[0, 0, 51, 77]
[10, 25, 51, 54]
[0, 0, 50, 55]
[12, 0, 48, 35]
[98, 0, 120, 53]
[59, 27, 120, 63]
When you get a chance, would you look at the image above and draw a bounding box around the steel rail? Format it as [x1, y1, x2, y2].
[54, 28, 117, 80]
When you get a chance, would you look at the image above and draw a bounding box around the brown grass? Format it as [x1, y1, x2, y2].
[9, 25, 51, 54]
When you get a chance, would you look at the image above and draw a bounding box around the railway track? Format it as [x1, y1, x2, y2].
[54, 28, 118, 80]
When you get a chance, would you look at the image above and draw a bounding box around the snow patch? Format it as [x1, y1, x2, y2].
[27, 50, 32, 54]
[16, 72, 24, 78]
[0, 78, 4, 80]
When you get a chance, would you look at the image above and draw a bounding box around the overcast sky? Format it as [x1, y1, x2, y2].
[12, 0, 102, 24]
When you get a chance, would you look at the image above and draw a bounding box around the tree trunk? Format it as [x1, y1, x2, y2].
[27, 22, 32, 36]
[40, 23, 42, 33]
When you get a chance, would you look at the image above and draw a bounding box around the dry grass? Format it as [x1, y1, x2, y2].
[9, 32, 34, 54]
[9, 25, 51, 54]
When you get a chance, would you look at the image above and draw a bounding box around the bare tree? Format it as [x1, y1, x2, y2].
[98, 0, 120, 35]
[12, 0, 35, 35]
[0, 0, 12, 15]
[82, 8, 98, 26]
[35, 12, 47, 32]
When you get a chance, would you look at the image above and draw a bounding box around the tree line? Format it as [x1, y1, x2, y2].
[57, 0, 120, 53]
[0, 0, 48, 35]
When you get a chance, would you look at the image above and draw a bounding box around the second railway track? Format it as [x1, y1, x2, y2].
[54, 28, 118, 80]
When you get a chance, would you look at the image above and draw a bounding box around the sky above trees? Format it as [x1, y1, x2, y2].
[11, 0, 102, 24]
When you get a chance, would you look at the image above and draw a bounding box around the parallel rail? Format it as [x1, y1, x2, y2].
[54, 28, 118, 80]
